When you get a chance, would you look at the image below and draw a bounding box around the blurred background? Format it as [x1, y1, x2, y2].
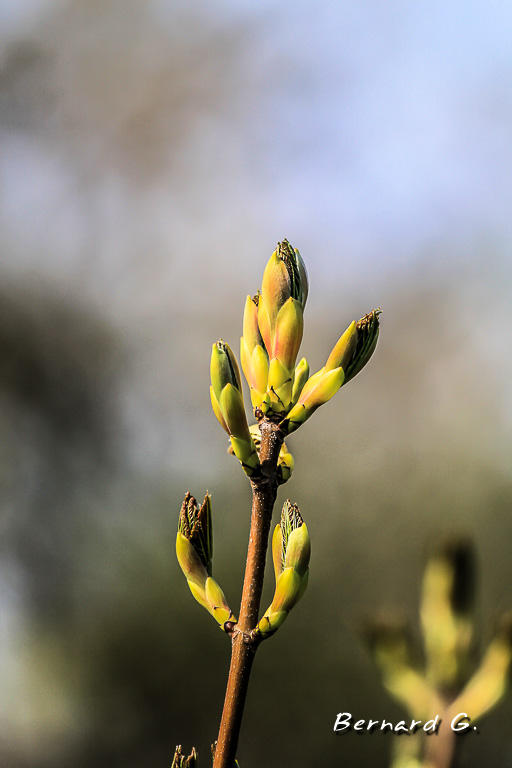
[1, 1, 512, 766]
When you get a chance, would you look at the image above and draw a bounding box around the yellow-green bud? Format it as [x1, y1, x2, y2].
[176, 492, 236, 630]
[210, 341, 261, 476]
[257, 241, 308, 419]
[240, 294, 270, 413]
[271, 567, 302, 613]
[271, 297, 304, 368]
[451, 613, 512, 722]
[280, 309, 380, 434]
[256, 609, 288, 637]
[325, 321, 357, 372]
[279, 500, 311, 576]
[205, 576, 234, 625]
[260, 240, 307, 334]
[282, 367, 345, 434]
[363, 619, 435, 719]
[219, 384, 251, 441]
[242, 293, 264, 351]
[237, 425, 294, 483]
[176, 532, 208, 587]
[256, 500, 310, 640]
[342, 309, 381, 384]
[277, 449, 294, 485]
[177, 492, 212, 576]
[284, 523, 311, 577]
[421, 538, 476, 691]
[210, 339, 242, 402]
[272, 523, 284, 581]
[291, 357, 309, 407]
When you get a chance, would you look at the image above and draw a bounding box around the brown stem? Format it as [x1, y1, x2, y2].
[423, 705, 463, 768]
[213, 421, 284, 768]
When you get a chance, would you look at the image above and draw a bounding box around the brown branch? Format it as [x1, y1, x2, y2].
[423, 705, 463, 768]
[213, 421, 284, 768]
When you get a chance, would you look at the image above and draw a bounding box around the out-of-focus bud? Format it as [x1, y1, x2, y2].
[255, 500, 310, 639]
[420, 538, 476, 693]
[172, 745, 197, 768]
[210, 340, 260, 476]
[230, 425, 294, 485]
[280, 309, 380, 435]
[364, 618, 438, 720]
[451, 612, 512, 722]
[176, 493, 236, 631]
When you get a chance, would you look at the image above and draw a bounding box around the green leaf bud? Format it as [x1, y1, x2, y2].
[210, 340, 242, 402]
[343, 309, 381, 384]
[325, 320, 357, 372]
[176, 492, 236, 630]
[277, 449, 294, 485]
[271, 297, 304, 369]
[176, 532, 209, 590]
[229, 435, 260, 472]
[291, 357, 310, 407]
[205, 576, 234, 625]
[280, 500, 310, 576]
[256, 609, 289, 638]
[178, 492, 213, 573]
[271, 567, 302, 613]
[256, 500, 310, 640]
[272, 524, 284, 581]
[219, 384, 251, 441]
[260, 239, 308, 348]
[243, 293, 264, 351]
[284, 523, 311, 577]
[210, 385, 229, 434]
[282, 367, 345, 434]
[241, 294, 270, 411]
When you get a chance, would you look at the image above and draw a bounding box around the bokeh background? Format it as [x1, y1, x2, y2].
[1, 1, 512, 766]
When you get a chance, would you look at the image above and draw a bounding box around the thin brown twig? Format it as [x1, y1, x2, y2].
[212, 421, 284, 768]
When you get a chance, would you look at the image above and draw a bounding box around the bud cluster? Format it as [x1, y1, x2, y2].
[255, 500, 311, 639]
[210, 240, 380, 478]
[176, 492, 236, 630]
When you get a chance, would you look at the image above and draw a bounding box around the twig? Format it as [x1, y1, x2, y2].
[213, 422, 283, 768]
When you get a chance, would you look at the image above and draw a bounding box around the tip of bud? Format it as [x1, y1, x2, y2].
[178, 491, 213, 575]
[275, 239, 308, 307]
[343, 308, 381, 384]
